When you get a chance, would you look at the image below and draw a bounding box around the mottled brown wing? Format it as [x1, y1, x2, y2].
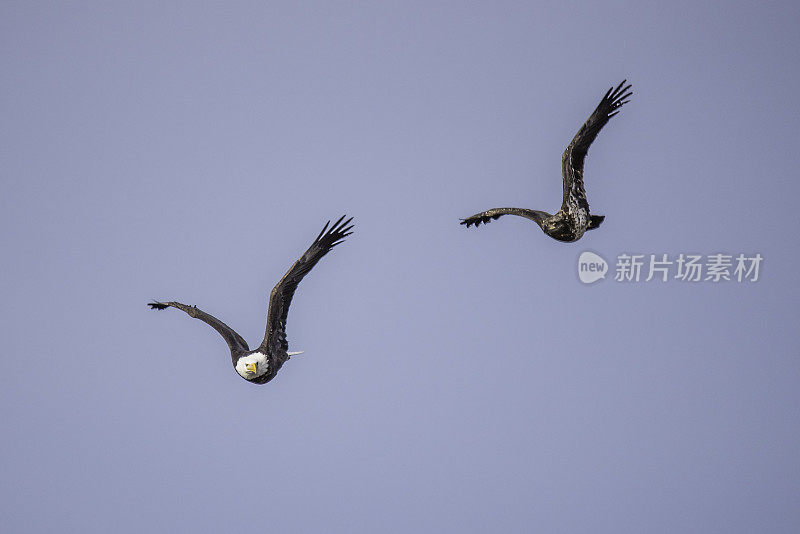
[561, 80, 632, 212]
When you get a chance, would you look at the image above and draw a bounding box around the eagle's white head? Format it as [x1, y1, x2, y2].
[235, 352, 269, 379]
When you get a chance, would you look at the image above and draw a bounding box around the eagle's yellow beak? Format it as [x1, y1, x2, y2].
[245, 363, 257, 375]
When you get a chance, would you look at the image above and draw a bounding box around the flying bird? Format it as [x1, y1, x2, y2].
[460, 80, 632, 242]
[148, 216, 353, 385]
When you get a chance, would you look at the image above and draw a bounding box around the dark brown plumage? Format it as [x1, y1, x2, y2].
[461, 80, 632, 242]
[148, 216, 353, 385]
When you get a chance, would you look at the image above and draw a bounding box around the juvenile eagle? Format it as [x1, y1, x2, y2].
[148, 216, 353, 385]
[460, 80, 632, 242]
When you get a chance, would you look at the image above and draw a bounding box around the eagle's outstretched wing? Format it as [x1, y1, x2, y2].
[148, 301, 249, 356]
[561, 80, 632, 213]
[460, 208, 550, 228]
[259, 216, 353, 355]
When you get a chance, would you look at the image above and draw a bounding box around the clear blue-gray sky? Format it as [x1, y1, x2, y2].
[2, 1, 799, 532]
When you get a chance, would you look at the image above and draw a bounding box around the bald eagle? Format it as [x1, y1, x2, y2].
[460, 80, 632, 242]
[148, 216, 353, 385]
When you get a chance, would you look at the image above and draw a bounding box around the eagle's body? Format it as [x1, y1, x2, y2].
[149, 216, 353, 385]
[460, 81, 632, 242]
